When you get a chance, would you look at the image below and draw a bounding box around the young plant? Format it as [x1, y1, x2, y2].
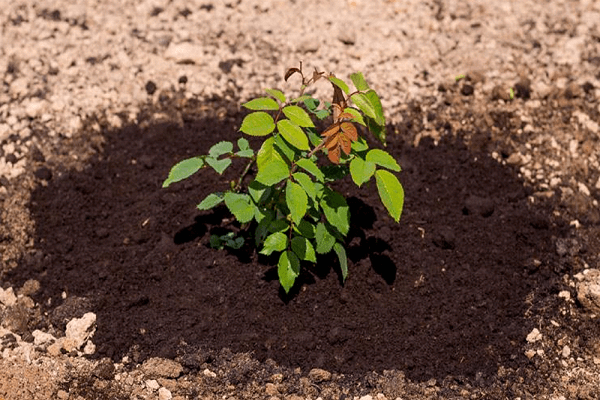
[163, 63, 404, 293]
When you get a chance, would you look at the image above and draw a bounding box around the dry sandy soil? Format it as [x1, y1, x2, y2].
[1, 0, 600, 399]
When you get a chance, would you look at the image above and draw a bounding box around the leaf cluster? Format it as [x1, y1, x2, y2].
[163, 64, 405, 293]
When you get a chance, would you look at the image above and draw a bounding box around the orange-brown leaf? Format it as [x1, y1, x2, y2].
[339, 134, 352, 155]
[327, 145, 341, 164]
[324, 132, 340, 150]
[285, 67, 302, 82]
[312, 68, 325, 83]
[321, 123, 340, 138]
[338, 112, 355, 121]
[340, 122, 358, 142]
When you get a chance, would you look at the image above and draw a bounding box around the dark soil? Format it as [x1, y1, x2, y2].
[10, 98, 569, 384]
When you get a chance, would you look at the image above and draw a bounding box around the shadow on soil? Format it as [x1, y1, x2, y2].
[11, 101, 567, 383]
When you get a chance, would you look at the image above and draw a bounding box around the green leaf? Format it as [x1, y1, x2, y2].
[315, 222, 336, 254]
[314, 109, 330, 120]
[343, 107, 366, 126]
[224, 192, 255, 223]
[292, 172, 316, 200]
[254, 209, 274, 246]
[205, 157, 232, 175]
[236, 149, 254, 158]
[351, 136, 369, 152]
[278, 251, 300, 293]
[291, 236, 317, 262]
[329, 76, 349, 94]
[320, 189, 350, 235]
[260, 232, 287, 255]
[364, 89, 385, 126]
[197, 192, 224, 210]
[237, 138, 250, 150]
[351, 93, 377, 121]
[293, 219, 315, 239]
[303, 97, 320, 111]
[277, 119, 310, 151]
[296, 158, 324, 182]
[333, 242, 348, 281]
[257, 137, 284, 170]
[274, 134, 296, 164]
[366, 149, 400, 172]
[282, 106, 314, 128]
[366, 117, 387, 146]
[265, 88, 286, 104]
[350, 157, 376, 187]
[350, 72, 369, 91]
[209, 141, 234, 158]
[226, 237, 244, 249]
[248, 180, 272, 204]
[286, 180, 308, 225]
[269, 219, 288, 233]
[321, 164, 349, 182]
[305, 128, 322, 147]
[375, 169, 404, 223]
[256, 159, 289, 186]
[313, 181, 325, 200]
[290, 94, 310, 102]
[240, 112, 276, 136]
[242, 97, 280, 111]
[209, 234, 223, 249]
[163, 157, 204, 188]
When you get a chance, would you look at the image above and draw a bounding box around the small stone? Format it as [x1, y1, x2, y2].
[309, 368, 332, 383]
[562, 345, 571, 358]
[297, 38, 320, 53]
[1, 305, 29, 333]
[576, 269, 600, 313]
[506, 153, 522, 165]
[461, 84, 474, 96]
[265, 383, 279, 396]
[145, 81, 157, 95]
[202, 368, 216, 378]
[0, 287, 17, 306]
[491, 85, 511, 101]
[47, 339, 64, 357]
[142, 357, 183, 378]
[65, 313, 96, 351]
[83, 340, 96, 355]
[558, 291, 571, 301]
[525, 349, 535, 360]
[19, 279, 41, 296]
[32, 330, 56, 346]
[359, 396, 374, 400]
[93, 358, 116, 380]
[24, 99, 48, 119]
[338, 30, 356, 45]
[146, 379, 160, 390]
[57, 390, 69, 400]
[165, 42, 204, 64]
[158, 387, 172, 400]
[526, 328, 542, 343]
[514, 79, 531, 99]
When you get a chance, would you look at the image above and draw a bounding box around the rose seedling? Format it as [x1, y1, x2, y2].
[163, 63, 404, 293]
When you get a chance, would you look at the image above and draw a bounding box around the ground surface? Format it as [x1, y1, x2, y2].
[1, 0, 600, 399]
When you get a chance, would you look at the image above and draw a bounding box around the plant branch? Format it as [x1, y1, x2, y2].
[234, 156, 256, 192]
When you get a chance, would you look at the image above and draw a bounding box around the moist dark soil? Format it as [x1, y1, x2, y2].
[9, 98, 569, 384]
